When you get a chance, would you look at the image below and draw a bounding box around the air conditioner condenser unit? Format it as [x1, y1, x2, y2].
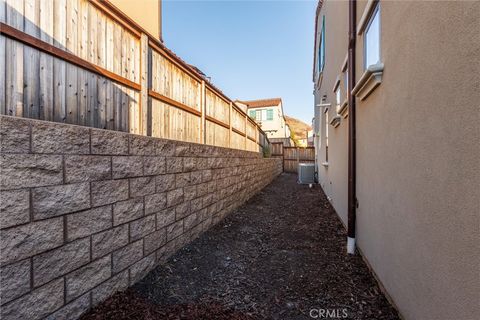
[298, 163, 315, 184]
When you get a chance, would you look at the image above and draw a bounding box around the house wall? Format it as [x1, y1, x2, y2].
[109, 0, 162, 40]
[314, 0, 349, 225]
[313, 1, 480, 319]
[0, 115, 282, 320]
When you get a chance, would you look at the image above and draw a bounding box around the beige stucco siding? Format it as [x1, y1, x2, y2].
[314, 1, 480, 319]
[355, 2, 479, 319]
[109, 0, 162, 40]
[314, 0, 349, 225]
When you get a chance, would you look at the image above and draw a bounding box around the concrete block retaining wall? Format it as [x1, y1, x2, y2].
[0, 115, 282, 320]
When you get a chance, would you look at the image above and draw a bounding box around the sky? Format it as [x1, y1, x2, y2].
[162, 0, 317, 124]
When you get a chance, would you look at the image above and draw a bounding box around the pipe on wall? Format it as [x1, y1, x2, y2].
[347, 0, 357, 254]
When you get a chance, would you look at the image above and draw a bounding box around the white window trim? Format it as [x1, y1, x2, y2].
[330, 115, 341, 128]
[351, 63, 384, 100]
[341, 53, 348, 72]
[357, 0, 378, 36]
[363, 3, 381, 70]
[354, 1, 383, 101]
[338, 99, 349, 118]
[315, 15, 326, 85]
[332, 75, 341, 93]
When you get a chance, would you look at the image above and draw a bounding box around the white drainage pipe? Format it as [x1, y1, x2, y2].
[347, 237, 356, 254]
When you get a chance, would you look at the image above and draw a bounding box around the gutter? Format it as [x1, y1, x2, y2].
[347, 0, 357, 255]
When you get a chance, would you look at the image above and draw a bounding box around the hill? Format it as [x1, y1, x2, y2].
[285, 115, 311, 140]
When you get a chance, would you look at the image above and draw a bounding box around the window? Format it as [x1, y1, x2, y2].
[344, 70, 348, 94]
[336, 88, 341, 107]
[266, 109, 273, 121]
[256, 110, 262, 122]
[318, 16, 325, 73]
[364, 3, 380, 68]
[249, 110, 256, 119]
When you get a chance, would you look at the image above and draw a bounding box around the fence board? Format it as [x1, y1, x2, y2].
[39, 0, 53, 120]
[0, 1, 5, 114]
[120, 85, 127, 132]
[65, 0, 78, 124]
[97, 76, 106, 128]
[271, 142, 283, 156]
[78, 69, 87, 125]
[53, 0, 66, 122]
[23, 0, 40, 119]
[5, 0, 24, 116]
[87, 70, 96, 126]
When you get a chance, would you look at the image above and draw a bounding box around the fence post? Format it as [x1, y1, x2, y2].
[140, 33, 149, 136]
[200, 80, 206, 144]
[229, 102, 232, 148]
[146, 39, 153, 136]
[244, 115, 248, 150]
[296, 147, 300, 172]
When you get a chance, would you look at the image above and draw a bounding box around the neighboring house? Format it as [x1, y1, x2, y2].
[297, 138, 306, 148]
[296, 130, 313, 147]
[236, 98, 290, 139]
[307, 129, 314, 147]
[110, 0, 162, 41]
[285, 124, 291, 139]
[313, 1, 478, 320]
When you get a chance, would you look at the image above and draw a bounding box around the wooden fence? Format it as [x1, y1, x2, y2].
[271, 143, 315, 173]
[0, 0, 268, 152]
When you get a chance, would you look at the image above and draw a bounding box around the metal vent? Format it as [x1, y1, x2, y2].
[298, 163, 315, 184]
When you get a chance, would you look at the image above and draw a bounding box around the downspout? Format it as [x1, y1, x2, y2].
[347, 0, 357, 254]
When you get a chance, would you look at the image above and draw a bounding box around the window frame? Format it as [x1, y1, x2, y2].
[363, 2, 381, 69]
[318, 15, 326, 74]
[344, 70, 348, 95]
[255, 110, 262, 122]
[266, 109, 274, 121]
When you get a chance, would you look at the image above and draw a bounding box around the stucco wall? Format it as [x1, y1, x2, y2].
[109, 0, 162, 40]
[0, 115, 282, 320]
[314, 1, 480, 319]
[314, 0, 349, 225]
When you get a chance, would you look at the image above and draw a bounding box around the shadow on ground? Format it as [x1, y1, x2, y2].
[81, 173, 400, 320]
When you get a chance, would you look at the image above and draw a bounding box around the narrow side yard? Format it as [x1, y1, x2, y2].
[82, 173, 399, 320]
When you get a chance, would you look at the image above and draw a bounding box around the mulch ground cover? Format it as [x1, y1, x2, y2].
[81, 173, 400, 320]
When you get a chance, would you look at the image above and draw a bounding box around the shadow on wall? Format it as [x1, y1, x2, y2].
[2, 1, 137, 132]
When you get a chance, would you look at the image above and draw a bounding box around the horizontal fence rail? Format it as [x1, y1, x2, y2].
[0, 0, 269, 153]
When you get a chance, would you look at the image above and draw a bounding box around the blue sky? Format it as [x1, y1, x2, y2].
[162, 0, 317, 124]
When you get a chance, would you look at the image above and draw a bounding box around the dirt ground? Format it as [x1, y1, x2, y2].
[82, 173, 400, 320]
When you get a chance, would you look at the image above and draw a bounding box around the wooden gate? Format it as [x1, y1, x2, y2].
[271, 142, 284, 157]
[271, 143, 315, 173]
[283, 147, 315, 173]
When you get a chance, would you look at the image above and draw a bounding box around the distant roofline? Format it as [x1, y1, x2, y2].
[236, 98, 286, 121]
[235, 98, 282, 108]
